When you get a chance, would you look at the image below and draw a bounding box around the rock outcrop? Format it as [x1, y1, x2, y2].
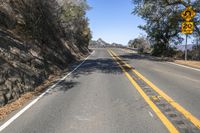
[0, 0, 91, 106]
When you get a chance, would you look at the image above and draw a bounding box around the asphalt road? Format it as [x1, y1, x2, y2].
[0, 48, 200, 133]
[115, 48, 200, 120]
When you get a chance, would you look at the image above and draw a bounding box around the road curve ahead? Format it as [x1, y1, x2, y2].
[0, 48, 200, 133]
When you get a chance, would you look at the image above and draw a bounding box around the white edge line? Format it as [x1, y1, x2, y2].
[168, 62, 200, 72]
[149, 111, 154, 118]
[0, 50, 95, 132]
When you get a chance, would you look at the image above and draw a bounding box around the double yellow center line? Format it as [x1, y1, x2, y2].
[108, 49, 200, 133]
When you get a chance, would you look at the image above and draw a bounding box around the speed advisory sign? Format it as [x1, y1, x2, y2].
[181, 22, 194, 34]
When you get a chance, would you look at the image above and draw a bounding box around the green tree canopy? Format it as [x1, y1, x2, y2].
[132, 0, 200, 56]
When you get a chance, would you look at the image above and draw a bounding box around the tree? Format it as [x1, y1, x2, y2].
[59, 0, 92, 48]
[128, 36, 150, 53]
[132, 0, 200, 57]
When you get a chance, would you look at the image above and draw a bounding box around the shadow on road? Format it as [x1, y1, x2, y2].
[66, 58, 125, 78]
[33, 80, 79, 97]
[42, 80, 79, 96]
[39, 57, 125, 95]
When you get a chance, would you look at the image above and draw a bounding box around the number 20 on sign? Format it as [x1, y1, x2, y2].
[181, 22, 194, 34]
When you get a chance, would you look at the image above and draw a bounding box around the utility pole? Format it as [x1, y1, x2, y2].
[185, 34, 188, 61]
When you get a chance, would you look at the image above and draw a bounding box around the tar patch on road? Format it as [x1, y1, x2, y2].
[128, 71, 199, 133]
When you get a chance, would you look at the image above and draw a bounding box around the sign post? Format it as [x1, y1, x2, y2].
[181, 6, 196, 61]
[185, 35, 188, 61]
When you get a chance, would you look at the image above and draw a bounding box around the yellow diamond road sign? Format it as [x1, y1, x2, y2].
[181, 6, 196, 21]
[181, 22, 194, 34]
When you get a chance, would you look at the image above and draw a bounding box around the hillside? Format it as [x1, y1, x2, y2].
[90, 38, 123, 47]
[0, 0, 91, 106]
[90, 38, 110, 47]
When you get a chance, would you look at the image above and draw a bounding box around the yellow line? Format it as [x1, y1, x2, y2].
[133, 69, 200, 128]
[111, 49, 200, 129]
[107, 49, 179, 133]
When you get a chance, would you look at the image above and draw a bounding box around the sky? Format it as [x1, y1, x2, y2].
[86, 0, 146, 45]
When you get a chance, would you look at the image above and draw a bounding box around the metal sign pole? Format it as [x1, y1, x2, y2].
[185, 34, 188, 61]
[181, 6, 196, 61]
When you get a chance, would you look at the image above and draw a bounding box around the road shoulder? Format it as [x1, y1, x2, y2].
[172, 60, 200, 70]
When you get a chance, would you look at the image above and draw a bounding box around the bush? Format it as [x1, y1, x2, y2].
[151, 43, 176, 57]
[128, 37, 150, 54]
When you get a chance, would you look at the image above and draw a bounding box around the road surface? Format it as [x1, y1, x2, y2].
[0, 48, 200, 133]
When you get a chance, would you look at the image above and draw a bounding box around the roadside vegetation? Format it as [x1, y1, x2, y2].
[0, 0, 91, 107]
[128, 36, 151, 54]
[131, 0, 200, 60]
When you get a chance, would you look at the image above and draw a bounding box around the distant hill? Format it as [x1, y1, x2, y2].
[111, 43, 123, 47]
[90, 38, 123, 47]
[90, 38, 110, 47]
[96, 38, 110, 46]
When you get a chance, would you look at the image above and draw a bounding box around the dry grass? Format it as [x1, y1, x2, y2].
[175, 60, 200, 69]
[0, 73, 61, 120]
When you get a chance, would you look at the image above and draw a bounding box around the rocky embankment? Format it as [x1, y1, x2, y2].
[0, 0, 91, 106]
